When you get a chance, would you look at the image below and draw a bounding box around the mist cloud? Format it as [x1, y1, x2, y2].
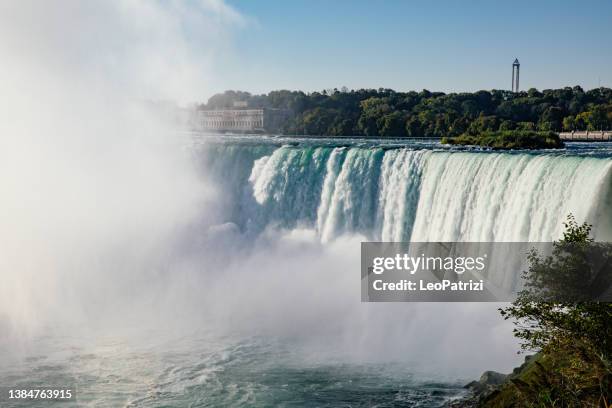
[0, 0, 245, 336]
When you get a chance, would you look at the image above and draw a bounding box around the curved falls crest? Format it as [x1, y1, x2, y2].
[202, 143, 612, 243]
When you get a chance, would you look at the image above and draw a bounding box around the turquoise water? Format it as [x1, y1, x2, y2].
[1, 333, 468, 407]
[194, 136, 612, 242]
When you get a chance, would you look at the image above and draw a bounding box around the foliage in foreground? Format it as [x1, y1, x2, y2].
[441, 130, 563, 150]
[481, 341, 611, 407]
[489, 215, 612, 407]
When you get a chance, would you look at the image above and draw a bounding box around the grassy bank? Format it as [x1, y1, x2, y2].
[442, 131, 564, 149]
[477, 340, 611, 407]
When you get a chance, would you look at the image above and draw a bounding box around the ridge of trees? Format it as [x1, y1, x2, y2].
[199, 87, 612, 137]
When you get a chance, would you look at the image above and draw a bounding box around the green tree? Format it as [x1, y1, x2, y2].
[562, 115, 575, 131]
[538, 107, 564, 131]
[499, 120, 516, 131]
[328, 117, 355, 136]
[405, 116, 424, 138]
[516, 121, 536, 131]
[496, 216, 612, 406]
[357, 97, 391, 136]
[500, 215, 612, 358]
[588, 105, 609, 131]
[467, 114, 499, 135]
[379, 111, 407, 137]
[528, 88, 543, 98]
[575, 112, 590, 131]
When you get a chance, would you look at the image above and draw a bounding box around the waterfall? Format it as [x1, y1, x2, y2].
[410, 152, 612, 241]
[201, 142, 612, 242]
[376, 149, 429, 241]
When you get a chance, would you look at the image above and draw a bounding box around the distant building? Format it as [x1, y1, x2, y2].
[197, 108, 290, 134]
[512, 58, 520, 93]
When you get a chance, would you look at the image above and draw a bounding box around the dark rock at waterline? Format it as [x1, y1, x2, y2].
[448, 356, 535, 407]
[454, 371, 507, 407]
[464, 371, 507, 393]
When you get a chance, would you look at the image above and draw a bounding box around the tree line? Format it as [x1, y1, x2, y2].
[199, 86, 612, 137]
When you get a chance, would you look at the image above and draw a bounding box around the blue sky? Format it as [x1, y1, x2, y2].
[208, 0, 612, 97]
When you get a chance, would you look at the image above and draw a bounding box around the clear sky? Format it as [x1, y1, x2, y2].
[207, 0, 612, 97]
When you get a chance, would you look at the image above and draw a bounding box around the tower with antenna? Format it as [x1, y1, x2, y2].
[512, 58, 520, 93]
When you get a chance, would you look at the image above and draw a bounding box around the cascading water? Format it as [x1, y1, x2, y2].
[410, 152, 612, 241]
[376, 149, 429, 241]
[201, 140, 612, 243]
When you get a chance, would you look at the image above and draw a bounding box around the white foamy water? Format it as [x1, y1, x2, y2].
[205, 140, 612, 243]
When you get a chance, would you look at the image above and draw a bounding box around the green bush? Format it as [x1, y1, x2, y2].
[442, 130, 564, 149]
